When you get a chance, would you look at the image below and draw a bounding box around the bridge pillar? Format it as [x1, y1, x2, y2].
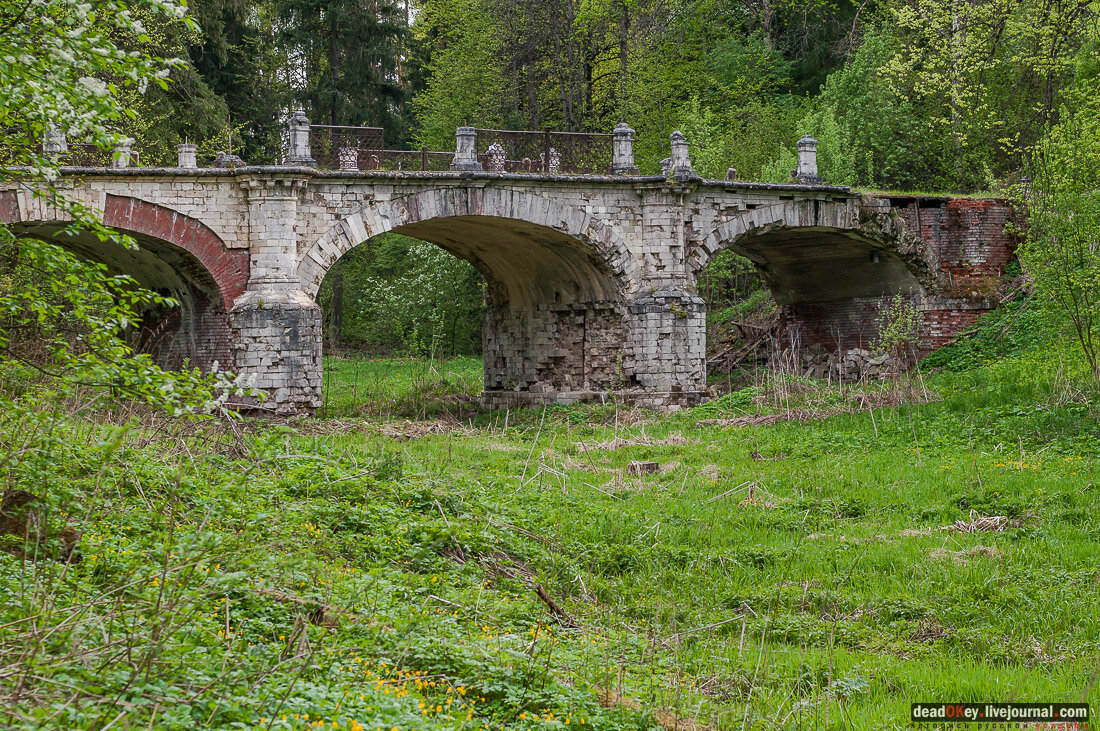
[481, 301, 632, 407]
[231, 174, 322, 415]
[624, 288, 707, 407]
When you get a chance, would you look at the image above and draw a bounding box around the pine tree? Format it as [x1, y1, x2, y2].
[276, 0, 409, 141]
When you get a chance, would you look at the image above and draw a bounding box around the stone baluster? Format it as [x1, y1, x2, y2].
[111, 141, 132, 168]
[794, 135, 822, 184]
[669, 131, 694, 179]
[611, 123, 640, 175]
[43, 128, 67, 156]
[286, 110, 316, 166]
[177, 143, 198, 169]
[485, 142, 506, 172]
[449, 127, 483, 171]
[547, 147, 561, 173]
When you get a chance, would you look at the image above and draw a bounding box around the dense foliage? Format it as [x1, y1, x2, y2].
[99, 0, 1090, 191]
[320, 234, 485, 357]
[3, 0, 1100, 726]
[3, 347, 1100, 729]
[1018, 32, 1100, 379]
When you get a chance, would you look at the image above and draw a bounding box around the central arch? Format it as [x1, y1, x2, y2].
[298, 187, 640, 402]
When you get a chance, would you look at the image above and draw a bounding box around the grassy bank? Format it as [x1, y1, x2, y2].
[1, 340, 1098, 730]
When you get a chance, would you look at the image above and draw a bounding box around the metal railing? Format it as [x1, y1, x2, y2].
[306, 125, 616, 175]
[0, 140, 140, 168]
[66, 143, 140, 167]
[309, 125, 385, 169]
[308, 125, 456, 172]
[474, 128, 614, 175]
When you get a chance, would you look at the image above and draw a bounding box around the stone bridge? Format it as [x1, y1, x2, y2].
[1, 131, 1015, 415]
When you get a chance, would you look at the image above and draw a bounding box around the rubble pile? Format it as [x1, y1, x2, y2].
[796, 344, 899, 381]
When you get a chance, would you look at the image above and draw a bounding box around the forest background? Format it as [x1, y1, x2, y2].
[33, 0, 1100, 357]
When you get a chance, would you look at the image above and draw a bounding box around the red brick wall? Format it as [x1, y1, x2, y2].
[0, 191, 17, 225]
[2, 191, 245, 373]
[781, 198, 1018, 355]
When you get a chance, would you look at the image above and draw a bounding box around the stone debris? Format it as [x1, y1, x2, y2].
[795, 344, 899, 381]
[213, 151, 246, 168]
[627, 460, 660, 475]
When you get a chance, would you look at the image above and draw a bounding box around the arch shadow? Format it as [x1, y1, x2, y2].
[692, 200, 935, 352]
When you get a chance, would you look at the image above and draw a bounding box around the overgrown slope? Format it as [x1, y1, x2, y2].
[2, 346, 1098, 730]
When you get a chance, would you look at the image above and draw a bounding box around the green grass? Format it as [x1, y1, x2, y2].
[320, 356, 482, 419]
[2, 342, 1098, 730]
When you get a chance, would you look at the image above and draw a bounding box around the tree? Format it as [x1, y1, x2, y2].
[412, 0, 509, 148]
[1, 0, 251, 413]
[318, 235, 485, 357]
[185, 0, 287, 162]
[276, 0, 409, 140]
[876, 0, 1094, 190]
[1018, 37, 1100, 379]
[0, 0, 187, 172]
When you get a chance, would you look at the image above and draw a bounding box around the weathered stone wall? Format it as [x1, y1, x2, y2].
[776, 197, 1017, 355]
[482, 302, 631, 406]
[138, 293, 236, 373]
[623, 288, 707, 406]
[230, 291, 322, 414]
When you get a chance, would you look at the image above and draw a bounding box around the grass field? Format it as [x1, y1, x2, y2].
[320, 356, 482, 419]
[1, 329, 1098, 730]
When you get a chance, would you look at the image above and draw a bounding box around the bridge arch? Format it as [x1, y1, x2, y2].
[298, 186, 637, 303]
[691, 199, 938, 350]
[0, 191, 247, 371]
[691, 199, 936, 298]
[299, 186, 642, 402]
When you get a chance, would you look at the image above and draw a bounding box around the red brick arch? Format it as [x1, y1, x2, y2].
[100, 194, 248, 310]
[0, 191, 248, 311]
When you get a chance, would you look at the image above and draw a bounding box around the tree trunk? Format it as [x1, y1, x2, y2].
[328, 7, 339, 125]
[618, 0, 629, 111]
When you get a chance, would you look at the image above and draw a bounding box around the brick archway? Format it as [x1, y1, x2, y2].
[1, 192, 248, 311]
[1, 191, 247, 371]
[100, 194, 249, 310]
[688, 198, 955, 352]
[690, 199, 936, 295]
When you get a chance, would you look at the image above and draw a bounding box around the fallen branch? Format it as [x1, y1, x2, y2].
[534, 584, 578, 628]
